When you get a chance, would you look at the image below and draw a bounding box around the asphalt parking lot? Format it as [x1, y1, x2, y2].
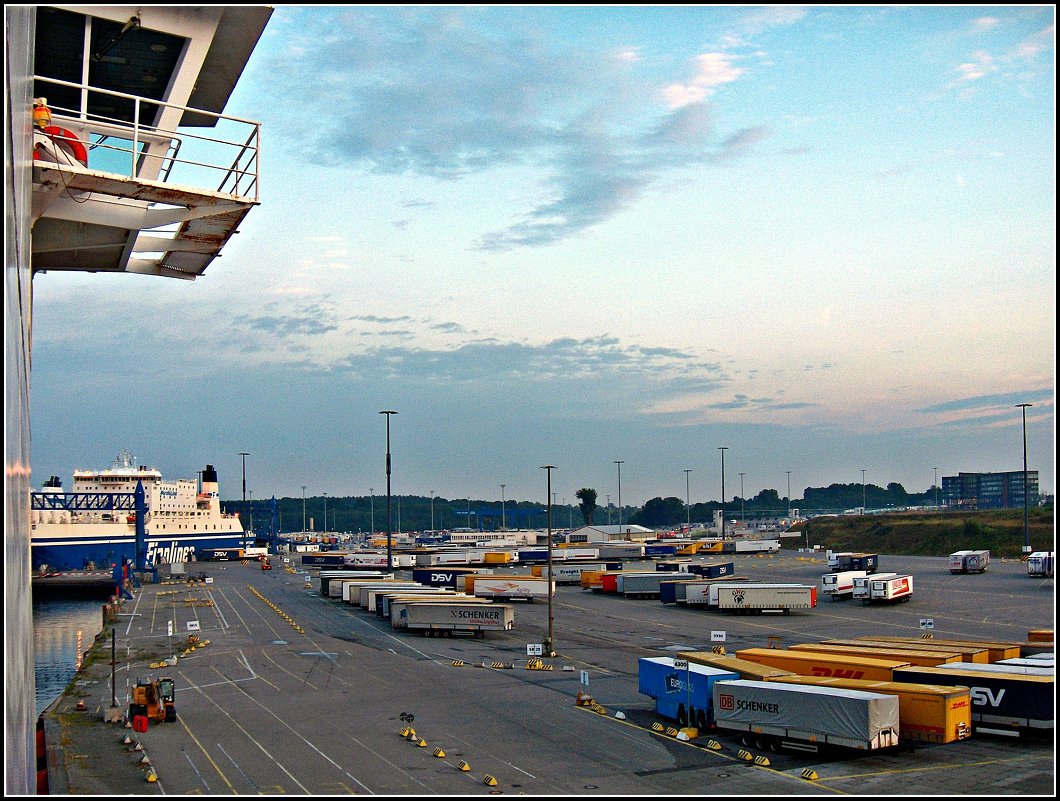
[46, 550, 1054, 795]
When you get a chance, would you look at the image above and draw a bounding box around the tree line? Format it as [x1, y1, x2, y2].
[227, 481, 941, 535]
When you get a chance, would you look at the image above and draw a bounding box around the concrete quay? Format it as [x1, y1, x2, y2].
[40, 551, 1054, 795]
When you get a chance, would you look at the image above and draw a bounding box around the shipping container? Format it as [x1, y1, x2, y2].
[558, 547, 601, 560]
[317, 571, 391, 596]
[712, 584, 817, 613]
[821, 570, 868, 600]
[358, 582, 422, 608]
[827, 551, 853, 570]
[735, 648, 909, 682]
[865, 637, 1020, 663]
[674, 576, 750, 606]
[733, 539, 781, 553]
[996, 656, 1055, 669]
[766, 675, 971, 744]
[679, 652, 795, 681]
[656, 558, 693, 572]
[300, 552, 350, 568]
[580, 570, 611, 590]
[343, 552, 391, 570]
[932, 662, 1053, 676]
[376, 590, 468, 617]
[1027, 552, 1055, 578]
[1020, 653, 1055, 663]
[412, 567, 479, 588]
[867, 574, 914, 603]
[891, 666, 1053, 735]
[531, 563, 606, 584]
[602, 571, 655, 594]
[821, 638, 987, 664]
[949, 550, 990, 574]
[788, 643, 962, 667]
[687, 561, 735, 579]
[852, 572, 897, 600]
[392, 601, 515, 637]
[597, 543, 646, 560]
[645, 543, 683, 558]
[712, 680, 900, 753]
[620, 572, 695, 599]
[471, 575, 552, 602]
[637, 656, 740, 729]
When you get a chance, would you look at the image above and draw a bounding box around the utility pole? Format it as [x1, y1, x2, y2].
[541, 465, 556, 657]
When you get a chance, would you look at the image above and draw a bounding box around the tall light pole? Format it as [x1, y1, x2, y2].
[738, 472, 746, 524]
[614, 461, 624, 533]
[238, 452, 249, 535]
[380, 410, 397, 570]
[606, 495, 611, 525]
[718, 447, 728, 538]
[683, 469, 692, 527]
[249, 490, 254, 538]
[301, 485, 307, 534]
[430, 490, 435, 532]
[500, 485, 506, 530]
[323, 491, 327, 534]
[1017, 403, 1033, 554]
[541, 465, 556, 657]
[370, 488, 375, 538]
[861, 469, 866, 514]
[786, 470, 792, 523]
[933, 468, 939, 510]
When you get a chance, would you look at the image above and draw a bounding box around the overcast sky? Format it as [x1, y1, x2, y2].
[29, 5, 1054, 510]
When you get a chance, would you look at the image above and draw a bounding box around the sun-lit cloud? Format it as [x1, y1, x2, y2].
[662, 53, 745, 109]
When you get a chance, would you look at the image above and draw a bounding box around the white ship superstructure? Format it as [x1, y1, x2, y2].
[31, 452, 246, 571]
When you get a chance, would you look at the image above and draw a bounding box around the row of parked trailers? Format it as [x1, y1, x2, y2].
[638, 634, 1053, 752]
[314, 573, 516, 636]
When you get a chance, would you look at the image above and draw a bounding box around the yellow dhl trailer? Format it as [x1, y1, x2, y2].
[736, 648, 910, 682]
[823, 638, 989, 663]
[789, 643, 964, 667]
[864, 637, 1021, 663]
[767, 675, 971, 744]
[678, 652, 795, 681]
[482, 552, 512, 564]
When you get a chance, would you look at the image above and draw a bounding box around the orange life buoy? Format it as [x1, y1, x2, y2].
[35, 126, 88, 167]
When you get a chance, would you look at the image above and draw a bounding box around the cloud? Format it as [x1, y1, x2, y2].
[955, 50, 996, 81]
[918, 389, 1053, 414]
[663, 53, 745, 109]
[1013, 25, 1054, 60]
[264, 9, 768, 251]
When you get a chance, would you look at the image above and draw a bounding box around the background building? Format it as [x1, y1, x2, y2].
[942, 471, 1040, 510]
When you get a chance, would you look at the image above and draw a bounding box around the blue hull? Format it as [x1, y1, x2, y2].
[32, 532, 247, 572]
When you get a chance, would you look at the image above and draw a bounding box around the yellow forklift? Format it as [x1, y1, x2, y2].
[129, 676, 176, 723]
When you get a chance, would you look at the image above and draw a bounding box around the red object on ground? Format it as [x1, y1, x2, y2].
[133, 715, 148, 733]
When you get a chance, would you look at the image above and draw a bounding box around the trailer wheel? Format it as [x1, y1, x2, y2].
[767, 736, 781, 753]
[740, 733, 754, 748]
[442, 630, 452, 637]
[165, 706, 177, 723]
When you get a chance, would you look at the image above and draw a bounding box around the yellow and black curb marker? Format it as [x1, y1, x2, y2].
[457, 761, 471, 772]
[738, 749, 753, 761]
[451, 660, 465, 667]
[483, 774, 498, 787]
[247, 585, 305, 633]
[801, 769, 819, 781]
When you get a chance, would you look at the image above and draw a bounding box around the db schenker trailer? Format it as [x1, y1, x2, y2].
[392, 601, 515, 637]
[712, 680, 900, 753]
[1027, 552, 1054, 578]
[637, 657, 739, 730]
[766, 675, 971, 744]
[892, 665, 1053, 737]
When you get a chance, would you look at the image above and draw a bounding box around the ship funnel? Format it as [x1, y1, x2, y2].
[202, 464, 218, 484]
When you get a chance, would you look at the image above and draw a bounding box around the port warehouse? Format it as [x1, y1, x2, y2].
[299, 541, 1054, 749]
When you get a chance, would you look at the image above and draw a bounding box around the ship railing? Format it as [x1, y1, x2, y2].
[31, 491, 137, 512]
[33, 75, 260, 201]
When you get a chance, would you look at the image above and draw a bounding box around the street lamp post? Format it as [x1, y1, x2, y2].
[380, 410, 397, 570]
[541, 465, 556, 656]
[861, 469, 866, 514]
[786, 470, 792, 523]
[370, 488, 375, 538]
[606, 495, 611, 526]
[718, 447, 728, 538]
[430, 490, 435, 532]
[301, 485, 306, 534]
[249, 491, 254, 538]
[238, 452, 249, 535]
[684, 469, 692, 527]
[933, 468, 939, 510]
[614, 461, 624, 533]
[323, 492, 327, 535]
[738, 472, 745, 524]
[500, 485, 505, 530]
[1017, 403, 1033, 554]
